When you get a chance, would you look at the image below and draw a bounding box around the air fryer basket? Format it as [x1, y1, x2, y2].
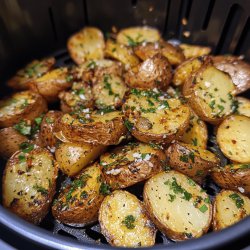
[0, 0, 250, 249]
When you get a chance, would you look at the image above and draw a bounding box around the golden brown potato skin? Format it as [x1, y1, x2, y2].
[0, 91, 48, 128]
[2, 148, 58, 224]
[7, 57, 55, 90]
[211, 164, 250, 195]
[100, 142, 165, 189]
[0, 127, 27, 159]
[166, 142, 220, 184]
[213, 56, 250, 94]
[180, 44, 211, 59]
[124, 53, 172, 91]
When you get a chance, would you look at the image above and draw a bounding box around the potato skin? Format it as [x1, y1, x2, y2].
[124, 53, 172, 91]
[166, 142, 220, 184]
[52, 163, 105, 225]
[0, 127, 27, 159]
[180, 44, 211, 59]
[100, 142, 165, 189]
[0, 91, 48, 128]
[2, 148, 58, 224]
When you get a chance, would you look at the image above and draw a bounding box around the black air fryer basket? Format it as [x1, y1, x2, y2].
[0, 0, 250, 249]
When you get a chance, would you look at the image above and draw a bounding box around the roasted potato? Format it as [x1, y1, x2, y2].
[211, 164, 250, 195]
[7, 57, 55, 90]
[55, 142, 106, 176]
[213, 56, 250, 94]
[180, 43, 211, 59]
[57, 111, 127, 145]
[182, 63, 236, 124]
[123, 89, 191, 144]
[2, 147, 58, 224]
[117, 26, 160, 46]
[100, 142, 165, 189]
[52, 162, 105, 226]
[105, 39, 139, 68]
[38, 111, 63, 148]
[124, 53, 172, 90]
[99, 190, 156, 247]
[0, 91, 47, 128]
[173, 56, 210, 86]
[236, 97, 250, 117]
[166, 142, 220, 183]
[29, 67, 72, 102]
[134, 42, 185, 66]
[143, 170, 212, 241]
[0, 127, 27, 159]
[67, 27, 105, 65]
[180, 109, 208, 149]
[213, 190, 250, 231]
[216, 115, 250, 163]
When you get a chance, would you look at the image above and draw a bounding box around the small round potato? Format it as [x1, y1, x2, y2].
[166, 142, 220, 184]
[99, 190, 156, 247]
[179, 44, 211, 59]
[0, 91, 47, 128]
[213, 190, 250, 231]
[236, 97, 250, 117]
[217, 115, 250, 163]
[100, 142, 165, 189]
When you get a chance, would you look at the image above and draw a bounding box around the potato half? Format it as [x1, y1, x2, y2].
[217, 115, 250, 163]
[52, 162, 105, 226]
[0, 91, 47, 128]
[213, 190, 250, 231]
[123, 89, 191, 144]
[237, 97, 250, 117]
[67, 27, 105, 65]
[180, 44, 211, 59]
[2, 148, 58, 224]
[211, 164, 250, 195]
[100, 142, 165, 189]
[57, 111, 127, 145]
[99, 190, 156, 247]
[143, 170, 212, 241]
[55, 142, 106, 176]
[166, 142, 220, 183]
[7, 57, 55, 90]
[124, 53, 172, 91]
[182, 63, 236, 124]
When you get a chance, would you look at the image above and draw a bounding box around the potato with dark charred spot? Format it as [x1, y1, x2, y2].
[180, 44, 211, 59]
[100, 142, 165, 189]
[166, 142, 220, 184]
[124, 53, 172, 91]
[7, 57, 55, 90]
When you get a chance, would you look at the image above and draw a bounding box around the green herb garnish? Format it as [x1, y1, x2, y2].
[19, 142, 34, 153]
[33, 184, 48, 196]
[14, 120, 31, 136]
[229, 193, 244, 208]
[99, 182, 111, 195]
[122, 215, 136, 229]
[199, 204, 208, 213]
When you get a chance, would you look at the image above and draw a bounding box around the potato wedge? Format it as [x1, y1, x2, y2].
[52, 162, 105, 225]
[2, 147, 58, 224]
[173, 56, 211, 86]
[29, 67, 72, 102]
[0, 91, 47, 128]
[180, 44, 211, 59]
[213, 190, 250, 231]
[124, 53, 172, 90]
[0, 127, 27, 159]
[236, 97, 250, 117]
[182, 63, 236, 124]
[143, 170, 212, 241]
[117, 26, 160, 46]
[99, 190, 156, 247]
[57, 111, 127, 145]
[67, 27, 105, 65]
[105, 39, 139, 68]
[180, 110, 208, 149]
[7, 57, 55, 90]
[217, 115, 250, 163]
[55, 142, 106, 176]
[166, 142, 220, 183]
[213, 56, 250, 94]
[123, 89, 191, 144]
[211, 164, 250, 195]
[100, 142, 165, 189]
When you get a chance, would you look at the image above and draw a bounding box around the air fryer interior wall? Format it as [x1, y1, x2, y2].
[0, 0, 250, 249]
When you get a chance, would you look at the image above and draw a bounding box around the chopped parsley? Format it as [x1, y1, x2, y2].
[149, 142, 162, 149]
[191, 138, 198, 146]
[103, 74, 114, 95]
[122, 215, 136, 229]
[239, 164, 250, 169]
[204, 197, 211, 204]
[14, 120, 31, 136]
[96, 106, 115, 114]
[180, 155, 189, 163]
[209, 100, 215, 110]
[229, 193, 244, 208]
[86, 60, 97, 69]
[168, 194, 176, 202]
[125, 33, 143, 47]
[80, 190, 88, 199]
[66, 75, 73, 82]
[33, 184, 48, 196]
[124, 119, 134, 132]
[231, 99, 239, 113]
[187, 178, 196, 186]
[199, 204, 208, 213]
[45, 117, 54, 124]
[19, 142, 34, 153]
[99, 182, 111, 195]
[18, 154, 26, 163]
